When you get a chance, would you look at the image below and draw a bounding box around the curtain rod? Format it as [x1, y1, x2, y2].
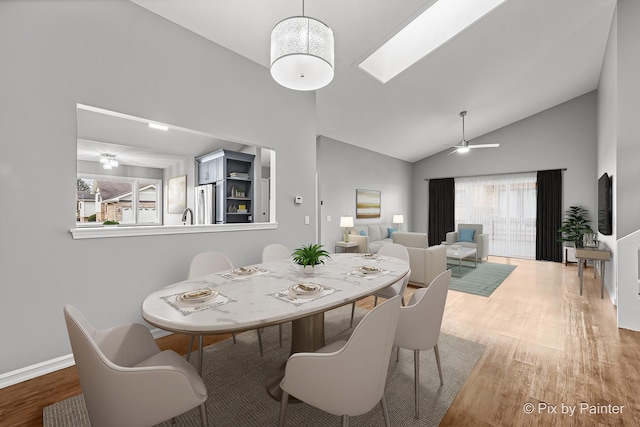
[423, 168, 567, 181]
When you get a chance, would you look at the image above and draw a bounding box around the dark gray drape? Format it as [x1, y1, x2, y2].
[536, 169, 562, 262]
[428, 178, 455, 247]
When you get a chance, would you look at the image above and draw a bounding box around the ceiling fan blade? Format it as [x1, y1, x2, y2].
[468, 143, 500, 149]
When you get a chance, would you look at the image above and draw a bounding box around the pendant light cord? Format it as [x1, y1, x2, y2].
[302, 0, 305, 16]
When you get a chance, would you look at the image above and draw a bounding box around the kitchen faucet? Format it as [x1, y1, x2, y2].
[181, 208, 193, 225]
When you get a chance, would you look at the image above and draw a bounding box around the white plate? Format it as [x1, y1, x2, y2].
[289, 283, 324, 297]
[178, 288, 218, 303]
[357, 266, 382, 275]
[232, 267, 258, 276]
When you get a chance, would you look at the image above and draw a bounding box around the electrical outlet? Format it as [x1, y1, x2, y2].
[327, 216, 331, 222]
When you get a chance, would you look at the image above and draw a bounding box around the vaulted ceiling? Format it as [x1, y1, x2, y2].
[130, 0, 616, 162]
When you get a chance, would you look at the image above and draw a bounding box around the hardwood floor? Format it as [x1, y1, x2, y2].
[1, 257, 638, 426]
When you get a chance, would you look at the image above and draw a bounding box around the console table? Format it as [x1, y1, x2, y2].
[574, 242, 610, 298]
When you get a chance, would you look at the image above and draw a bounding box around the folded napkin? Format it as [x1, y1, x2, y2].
[270, 285, 337, 306]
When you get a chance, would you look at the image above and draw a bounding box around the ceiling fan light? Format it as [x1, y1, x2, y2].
[270, 16, 334, 91]
[457, 147, 470, 154]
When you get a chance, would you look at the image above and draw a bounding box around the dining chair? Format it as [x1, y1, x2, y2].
[186, 251, 241, 362]
[63, 305, 208, 427]
[261, 244, 292, 349]
[278, 295, 401, 427]
[394, 269, 451, 419]
[350, 243, 411, 327]
[262, 243, 291, 262]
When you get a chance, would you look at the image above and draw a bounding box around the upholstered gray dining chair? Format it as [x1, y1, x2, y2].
[279, 296, 401, 427]
[64, 304, 208, 427]
[394, 269, 451, 419]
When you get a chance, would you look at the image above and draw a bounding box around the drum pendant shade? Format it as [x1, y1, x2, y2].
[270, 16, 334, 91]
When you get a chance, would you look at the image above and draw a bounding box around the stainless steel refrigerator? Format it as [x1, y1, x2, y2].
[194, 183, 216, 224]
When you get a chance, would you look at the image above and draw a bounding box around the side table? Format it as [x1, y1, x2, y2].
[574, 242, 610, 298]
[335, 241, 358, 253]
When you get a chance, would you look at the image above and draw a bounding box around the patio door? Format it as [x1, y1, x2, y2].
[454, 173, 537, 259]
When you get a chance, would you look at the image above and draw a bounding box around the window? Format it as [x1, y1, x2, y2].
[455, 173, 537, 259]
[76, 175, 162, 226]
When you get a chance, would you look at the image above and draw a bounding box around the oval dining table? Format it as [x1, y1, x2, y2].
[141, 252, 410, 399]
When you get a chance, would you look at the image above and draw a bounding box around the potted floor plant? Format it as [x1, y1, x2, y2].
[558, 206, 592, 262]
[292, 244, 331, 274]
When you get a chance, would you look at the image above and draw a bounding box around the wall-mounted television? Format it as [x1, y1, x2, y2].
[598, 172, 612, 235]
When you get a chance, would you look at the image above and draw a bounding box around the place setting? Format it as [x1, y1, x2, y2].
[354, 253, 389, 262]
[348, 265, 390, 279]
[219, 266, 271, 281]
[271, 282, 337, 306]
[161, 286, 232, 316]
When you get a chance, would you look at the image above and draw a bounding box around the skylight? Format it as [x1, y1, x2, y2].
[358, 0, 507, 83]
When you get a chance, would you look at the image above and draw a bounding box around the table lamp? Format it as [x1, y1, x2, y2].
[393, 214, 404, 230]
[340, 216, 354, 242]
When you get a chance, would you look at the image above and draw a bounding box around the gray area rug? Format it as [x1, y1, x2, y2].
[44, 306, 485, 426]
[448, 262, 516, 297]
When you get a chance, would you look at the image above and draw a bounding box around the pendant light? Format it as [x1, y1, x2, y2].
[270, 0, 334, 91]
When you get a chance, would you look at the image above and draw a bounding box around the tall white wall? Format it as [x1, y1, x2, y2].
[316, 136, 412, 247]
[413, 92, 599, 237]
[0, 1, 316, 375]
[597, 6, 618, 304]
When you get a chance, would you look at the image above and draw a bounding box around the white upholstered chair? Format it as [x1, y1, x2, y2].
[186, 251, 238, 362]
[350, 243, 411, 327]
[374, 243, 411, 306]
[279, 296, 401, 427]
[394, 269, 451, 419]
[261, 243, 292, 349]
[446, 223, 489, 261]
[64, 305, 208, 427]
[261, 243, 291, 263]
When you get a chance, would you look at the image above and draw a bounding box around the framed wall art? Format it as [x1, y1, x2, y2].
[356, 189, 381, 218]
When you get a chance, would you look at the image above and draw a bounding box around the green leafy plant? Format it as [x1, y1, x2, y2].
[103, 220, 119, 225]
[292, 244, 331, 268]
[558, 206, 592, 246]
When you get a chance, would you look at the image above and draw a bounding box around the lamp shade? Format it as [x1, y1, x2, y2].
[340, 216, 354, 228]
[393, 214, 404, 224]
[270, 16, 334, 91]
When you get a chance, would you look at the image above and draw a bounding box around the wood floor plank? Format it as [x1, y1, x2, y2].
[1, 257, 639, 426]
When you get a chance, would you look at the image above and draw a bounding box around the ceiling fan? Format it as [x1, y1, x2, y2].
[450, 111, 500, 153]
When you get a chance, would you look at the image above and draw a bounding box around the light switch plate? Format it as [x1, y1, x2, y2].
[304, 216, 310, 225]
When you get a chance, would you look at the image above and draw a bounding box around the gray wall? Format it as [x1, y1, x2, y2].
[412, 92, 599, 237]
[317, 136, 413, 247]
[616, 0, 640, 238]
[599, 1, 640, 330]
[0, 0, 317, 374]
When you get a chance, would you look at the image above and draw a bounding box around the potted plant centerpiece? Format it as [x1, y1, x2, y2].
[558, 206, 593, 262]
[292, 243, 331, 275]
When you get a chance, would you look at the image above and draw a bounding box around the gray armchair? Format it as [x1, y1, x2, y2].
[446, 223, 489, 261]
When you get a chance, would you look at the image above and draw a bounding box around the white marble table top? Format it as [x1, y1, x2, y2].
[141, 253, 409, 334]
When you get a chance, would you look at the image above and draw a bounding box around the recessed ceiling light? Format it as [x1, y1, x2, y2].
[359, 0, 507, 83]
[148, 123, 169, 131]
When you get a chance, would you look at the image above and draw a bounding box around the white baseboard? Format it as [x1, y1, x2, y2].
[0, 328, 173, 389]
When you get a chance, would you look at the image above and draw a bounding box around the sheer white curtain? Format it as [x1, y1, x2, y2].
[455, 173, 537, 259]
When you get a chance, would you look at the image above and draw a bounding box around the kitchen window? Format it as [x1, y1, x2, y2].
[77, 175, 162, 226]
